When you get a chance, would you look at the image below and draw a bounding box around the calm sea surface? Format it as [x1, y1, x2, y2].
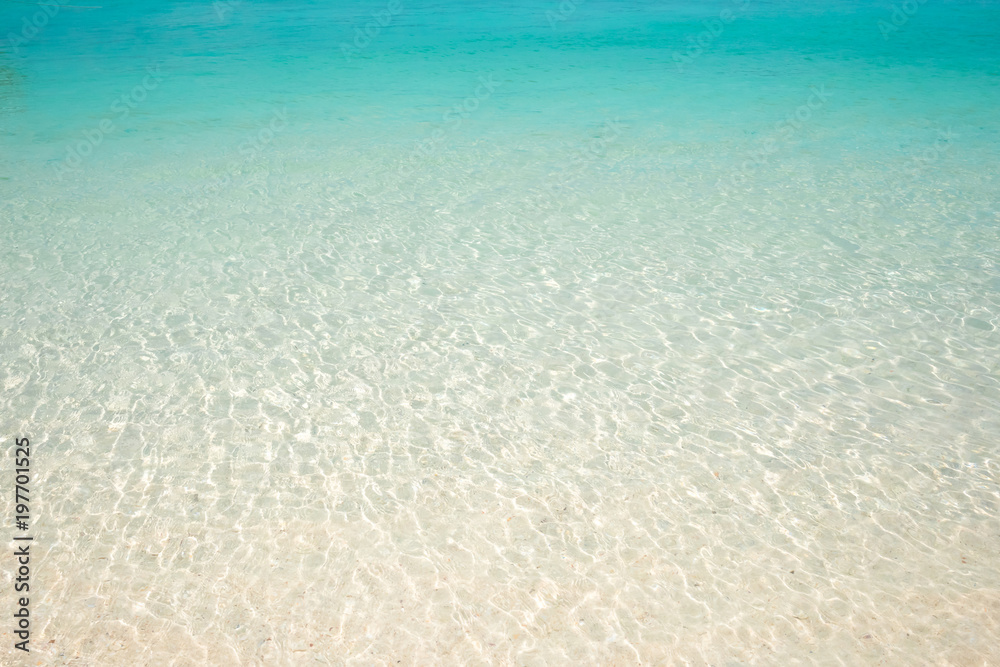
[1, 0, 999, 664]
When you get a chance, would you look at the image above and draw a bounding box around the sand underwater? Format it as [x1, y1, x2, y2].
[1, 0, 999, 664]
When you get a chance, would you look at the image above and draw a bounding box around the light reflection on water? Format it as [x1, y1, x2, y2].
[1, 0, 999, 664]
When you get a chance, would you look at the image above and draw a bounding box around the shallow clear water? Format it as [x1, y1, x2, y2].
[2, 0, 999, 664]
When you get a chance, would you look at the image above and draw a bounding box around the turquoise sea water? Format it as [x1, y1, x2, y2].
[2, 0, 999, 664]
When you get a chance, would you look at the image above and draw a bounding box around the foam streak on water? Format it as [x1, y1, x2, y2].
[1, 0, 999, 664]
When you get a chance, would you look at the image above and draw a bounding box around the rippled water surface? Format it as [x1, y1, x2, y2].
[2, 0, 999, 664]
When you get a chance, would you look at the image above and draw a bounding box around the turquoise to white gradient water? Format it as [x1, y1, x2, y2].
[1, 0, 999, 664]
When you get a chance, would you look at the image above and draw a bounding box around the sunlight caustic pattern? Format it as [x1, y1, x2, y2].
[1, 0, 998, 664]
